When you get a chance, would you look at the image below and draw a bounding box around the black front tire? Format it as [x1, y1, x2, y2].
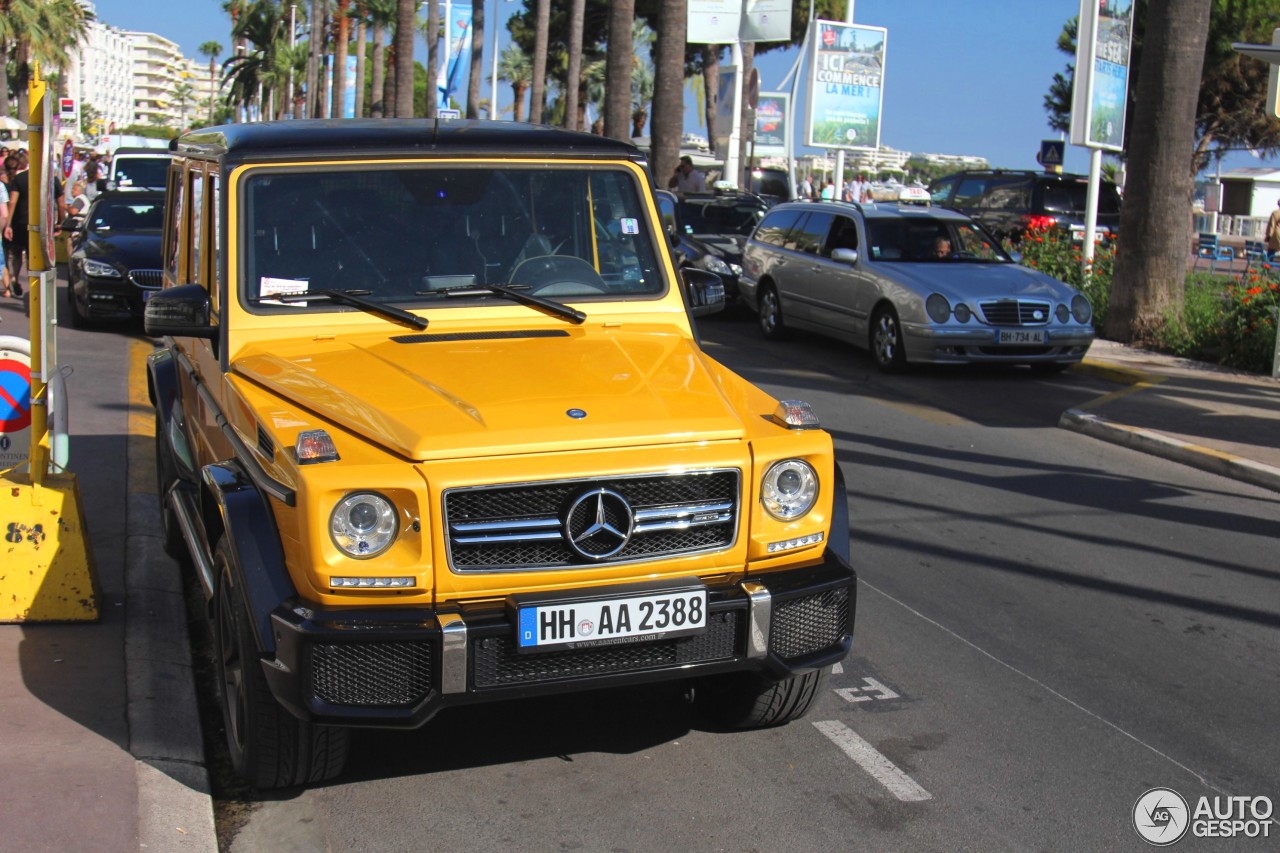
[213, 539, 349, 789]
[696, 667, 829, 729]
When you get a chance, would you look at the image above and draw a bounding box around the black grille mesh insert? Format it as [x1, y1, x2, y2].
[472, 611, 740, 687]
[129, 269, 164, 288]
[310, 641, 433, 707]
[770, 589, 848, 659]
[446, 471, 739, 571]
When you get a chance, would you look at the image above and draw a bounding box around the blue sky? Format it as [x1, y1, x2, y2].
[89, 0, 1275, 176]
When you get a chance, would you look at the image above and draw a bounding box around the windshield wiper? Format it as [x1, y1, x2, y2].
[251, 289, 428, 331]
[419, 283, 587, 324]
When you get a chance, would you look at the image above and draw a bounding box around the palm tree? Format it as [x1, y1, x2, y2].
[562, 0, 585, 130]
[199, 41, 223, 123]
[360, 0, 395, 116]
[649, 0, 686, 181]
[528, 0, 549, 124]
[423, 0, 439, 116]
[352, 2, 367, 116]
[173, 80, 196, 129]
[498, 43, 531, 122]
[629, 21, 655, 139]
[0, 0, 89, 119]
[393, 0, 417, 116]
[332, 0, 351, 117]
[223, 0, 286, 121]
[602, 0, 633, 140]
[305, 0, 320, 117]
[465, 0, 485, 118]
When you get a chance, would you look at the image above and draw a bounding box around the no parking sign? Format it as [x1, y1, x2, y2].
[0, 340, 32, 470]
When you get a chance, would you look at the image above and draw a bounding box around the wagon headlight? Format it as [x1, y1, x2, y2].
[330, 491, 398, 558]
[926, 293, 951, 324]
[1071, 294, 1093, 324]
[761, 459, 819, 521]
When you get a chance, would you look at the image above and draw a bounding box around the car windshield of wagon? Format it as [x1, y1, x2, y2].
[865, 216, 1012, 263]
[677, 198, 765, 237]
[242, 165, 666, 308]
[113, 157, 169, 189]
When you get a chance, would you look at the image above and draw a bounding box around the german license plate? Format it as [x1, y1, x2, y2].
[516, 586, 707, 652]
[997, 329, 1046, 344]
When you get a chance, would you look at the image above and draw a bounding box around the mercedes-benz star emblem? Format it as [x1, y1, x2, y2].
[564, 488, 634, 560]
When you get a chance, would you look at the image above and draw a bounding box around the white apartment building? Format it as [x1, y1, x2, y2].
[915, 152, 990, 170]
[67, 1, 220, 136]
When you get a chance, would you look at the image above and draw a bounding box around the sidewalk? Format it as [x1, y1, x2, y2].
[1062, 338, 1280, 493]
[1, 313, 1278, 853]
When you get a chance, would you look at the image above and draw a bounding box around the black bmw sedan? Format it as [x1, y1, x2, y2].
[66, 190, 166, 328]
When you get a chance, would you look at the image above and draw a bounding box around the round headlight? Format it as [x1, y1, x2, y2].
[696, 254, 733, 276]
[925, 293, 951, 324]
[761, 459, 819, 521]
[330, 492, 398, 559]
[1056, 303, 1071, 323]
[1071, 294, 1093, 324]
[953, 303, 971, 323]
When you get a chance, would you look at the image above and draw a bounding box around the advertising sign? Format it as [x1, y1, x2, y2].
[688, 0, 742, 44]
[437, 2, 474, 110]
[1070, 0, 1133, 151]
[805, 20, 887, 150]
[741, 0, 792, 43]
[754, 92, 789, 157]
[714, 65, 737, 155]
[689, 0, 791, 44]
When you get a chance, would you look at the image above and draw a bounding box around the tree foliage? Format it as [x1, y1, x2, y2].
[1044, 0, 1280, 175]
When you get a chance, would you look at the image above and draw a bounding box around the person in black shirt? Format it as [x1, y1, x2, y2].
[3, 154, 26, 297]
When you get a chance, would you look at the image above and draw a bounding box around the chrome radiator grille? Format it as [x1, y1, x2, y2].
[979, 300, 1051, 326]
[129, 269, 164, 288]
[444, 469, 740, 572]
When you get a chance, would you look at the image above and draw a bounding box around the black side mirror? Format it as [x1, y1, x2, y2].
[144, 283, 217, 340]
[680, 267, 726, 318]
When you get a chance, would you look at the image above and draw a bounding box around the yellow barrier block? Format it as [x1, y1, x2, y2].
[0, 471, 99, 622]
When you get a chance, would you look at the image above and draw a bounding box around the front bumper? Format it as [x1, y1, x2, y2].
[902, 322, 1095, 365]
[261, 551, 856, 727]
[77, 273, 160, 320]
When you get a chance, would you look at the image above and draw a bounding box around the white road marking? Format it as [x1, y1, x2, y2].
[832, 662, 844, 675]
[835, 676, 900, 703]
[813, 720, 933, 802]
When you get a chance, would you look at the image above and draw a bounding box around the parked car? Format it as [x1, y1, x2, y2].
[656, 189, 769, 303]
[146, 119, 856, 789]
[107, 146, 171, 190]
[739, 200, 1095, 372]
[927, 169, 1121, 244]
[65, 190, 165, 328]
[749, 166, 793, 206]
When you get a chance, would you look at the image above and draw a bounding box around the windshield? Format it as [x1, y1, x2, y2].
[865, 217, 1011, 263]
[89, 198, 165, 231]
[243, 165, 665, 308]
[113, 157, 169, 189]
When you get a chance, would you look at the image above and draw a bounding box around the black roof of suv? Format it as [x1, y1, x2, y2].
[927, 169, 1121, 243]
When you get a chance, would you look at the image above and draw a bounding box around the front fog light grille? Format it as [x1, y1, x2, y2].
[770, 588, 849, 659]
[310, 641, 433, 707]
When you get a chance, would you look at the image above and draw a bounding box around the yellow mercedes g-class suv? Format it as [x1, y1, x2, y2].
[145, 120, 855, 789]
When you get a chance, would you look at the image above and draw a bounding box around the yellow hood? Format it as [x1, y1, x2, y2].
[232, 325, 746, 460]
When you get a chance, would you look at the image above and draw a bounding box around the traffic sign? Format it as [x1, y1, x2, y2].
[1039, 139, 1065, 168]
[61, 138, 74, 179]
[0, 347, 32, 472]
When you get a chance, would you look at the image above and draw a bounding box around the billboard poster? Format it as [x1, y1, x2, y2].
[687, 0, 742, 45]
[741, 0, 792, 43]
[438, 2, 474, 110]
[1070, 0, 1132, 151]
[754, 92, 788, 157]
[714, 65, 737, 154]
[805, 20, 887, 150]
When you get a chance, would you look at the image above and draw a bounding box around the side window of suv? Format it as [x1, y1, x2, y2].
[982, 177, 1032, 210]
[929, 177, 957, 204]
[952, 176, 989, 207]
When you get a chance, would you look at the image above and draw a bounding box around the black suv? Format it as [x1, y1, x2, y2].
[927, 169, 1121, 244]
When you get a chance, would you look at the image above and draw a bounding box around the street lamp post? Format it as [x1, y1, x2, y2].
[488, 0, 511, 120]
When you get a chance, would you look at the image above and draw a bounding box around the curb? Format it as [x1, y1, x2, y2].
[1069, 358, 1152, 386]
[1058, 408, 1280, 494]
[126, 338, 218, 851]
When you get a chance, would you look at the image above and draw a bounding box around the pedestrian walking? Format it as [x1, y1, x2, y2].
[1266, 198, 1280, 258]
